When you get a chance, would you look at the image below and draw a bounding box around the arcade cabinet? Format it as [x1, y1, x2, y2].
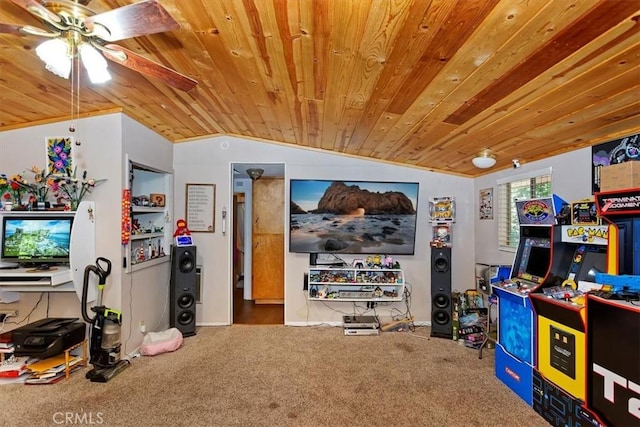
[586, 294, 640, 426]
[528, 197, 609, 424]
[492, 195, 565, 405]
[586, 187, 640, 426]
[594, 187, 640, 275]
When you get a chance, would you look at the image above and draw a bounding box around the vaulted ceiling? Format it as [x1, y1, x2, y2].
[1, 0, 638, 177]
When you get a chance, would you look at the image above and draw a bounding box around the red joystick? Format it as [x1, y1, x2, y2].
[564, 293, 571, 302]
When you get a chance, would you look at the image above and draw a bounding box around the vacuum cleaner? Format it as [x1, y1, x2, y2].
[81, 257, 130, 382]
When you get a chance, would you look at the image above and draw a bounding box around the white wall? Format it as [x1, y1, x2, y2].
[473, 148, 594, 266]
[174, 136, 476, 326]
[121, 115, 175, 351]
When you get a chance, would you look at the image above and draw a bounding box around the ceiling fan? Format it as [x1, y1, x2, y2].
[0, 0, 197, 91]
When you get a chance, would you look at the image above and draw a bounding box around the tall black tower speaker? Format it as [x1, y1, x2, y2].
[430, 246, 452, 339]
[170, 246, 197, 337]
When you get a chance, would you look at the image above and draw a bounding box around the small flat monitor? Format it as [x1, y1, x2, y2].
[515, 236, 551, 284]
[1, 215, 74, 267]
[574, 250, 608, 283]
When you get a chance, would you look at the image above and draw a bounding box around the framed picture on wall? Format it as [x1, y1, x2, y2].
[185, 183, 215, 232]
[479, 188, 493, 220]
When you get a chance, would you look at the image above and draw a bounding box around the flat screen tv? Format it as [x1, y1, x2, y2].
[1, 215, 74, 267]
[289, 180, 419, 255]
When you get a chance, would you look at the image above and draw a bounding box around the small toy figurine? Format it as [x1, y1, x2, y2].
[173, 218, 191, 237]
[383, 255, 394, 268]
[555, 203, 571, 225]
[372, 255, 382, 267]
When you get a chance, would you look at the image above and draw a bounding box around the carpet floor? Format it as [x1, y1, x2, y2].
[0, 325, 548, 427]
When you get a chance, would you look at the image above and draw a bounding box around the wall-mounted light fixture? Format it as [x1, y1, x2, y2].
[246, 168, 264, 181]
[472, 150, 496, 169]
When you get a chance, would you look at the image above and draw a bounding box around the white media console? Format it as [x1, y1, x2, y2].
[0, 266, 72, 287]
[0, 201, 96, 301]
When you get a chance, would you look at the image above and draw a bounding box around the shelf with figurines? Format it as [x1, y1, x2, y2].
[129, 218, 166, 241]
[1, 165, 105, 212]
[308, 255, 405, 302]
[123, 159, 172, 273]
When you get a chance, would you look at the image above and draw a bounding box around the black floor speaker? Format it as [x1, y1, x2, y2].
[170, 245, 197, 337]
[430, 246, 452, 339]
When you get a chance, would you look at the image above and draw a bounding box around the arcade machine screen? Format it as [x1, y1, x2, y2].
[515, 237, 552, 285]
[573, 249, 607, 284]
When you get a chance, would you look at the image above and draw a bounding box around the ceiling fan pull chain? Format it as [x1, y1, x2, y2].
[69, 53, 75, 133]
[75, 53, 82, 146]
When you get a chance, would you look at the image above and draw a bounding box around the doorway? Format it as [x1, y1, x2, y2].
[231, 163, 285, 325]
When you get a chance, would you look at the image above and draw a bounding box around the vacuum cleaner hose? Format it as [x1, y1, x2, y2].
[81, 265, 99, 323]
[81, 257, 113, 324]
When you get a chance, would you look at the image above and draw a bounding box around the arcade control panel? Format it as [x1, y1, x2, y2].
[493, 279, 538, 296]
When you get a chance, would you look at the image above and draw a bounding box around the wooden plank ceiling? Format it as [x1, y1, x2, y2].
[0, 0, 638, 177]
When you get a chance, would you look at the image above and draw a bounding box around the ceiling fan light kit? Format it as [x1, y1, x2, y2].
[472, 151, 497, 169]
[78, 41, 111, 83]
[36, 38, 111, 84]
[3, 0, 197, 90]
[35, 38, 72, 78]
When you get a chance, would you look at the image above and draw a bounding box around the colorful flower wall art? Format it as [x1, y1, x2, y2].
[46, 137, 73, 176]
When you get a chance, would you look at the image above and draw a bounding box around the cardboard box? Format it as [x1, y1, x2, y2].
[600, 161, 640, 192]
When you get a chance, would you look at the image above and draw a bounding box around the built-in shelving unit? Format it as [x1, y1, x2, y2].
[307, 267, 404, 302]
[125, 159, 172, 272]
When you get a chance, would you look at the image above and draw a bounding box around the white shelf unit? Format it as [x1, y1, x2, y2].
[307, 267, 404, 302]
[126, 160, 172, 272]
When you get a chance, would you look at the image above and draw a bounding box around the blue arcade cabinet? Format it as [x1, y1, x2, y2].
[492, 195, 565, 405]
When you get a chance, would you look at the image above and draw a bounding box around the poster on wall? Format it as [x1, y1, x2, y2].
[591, 133, 639, 194]
[479, 188, 493, 220]
[46, 136, 74, 176]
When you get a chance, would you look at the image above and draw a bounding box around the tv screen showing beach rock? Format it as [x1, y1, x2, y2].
[289, 180, 419, 255]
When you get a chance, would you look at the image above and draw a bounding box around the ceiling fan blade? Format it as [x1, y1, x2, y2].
[100, 44, 197, 92]
[19, 25, 61, 37]
[0, 21, 59, 37]
[10, 0, 61, 25]
[85, 0, 179, 42]
[0, 23, 25, 35]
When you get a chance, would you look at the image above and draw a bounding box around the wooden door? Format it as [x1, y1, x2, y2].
[252, 178, 284, 303]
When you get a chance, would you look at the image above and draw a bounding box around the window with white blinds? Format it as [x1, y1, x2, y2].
[497, 168, 552, 251]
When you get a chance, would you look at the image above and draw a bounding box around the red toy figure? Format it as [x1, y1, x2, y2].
[173, 218, 191, 237]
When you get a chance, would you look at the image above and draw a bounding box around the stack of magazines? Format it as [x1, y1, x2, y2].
[24, 353, 84, 385]
[0, 355, 32, 381]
